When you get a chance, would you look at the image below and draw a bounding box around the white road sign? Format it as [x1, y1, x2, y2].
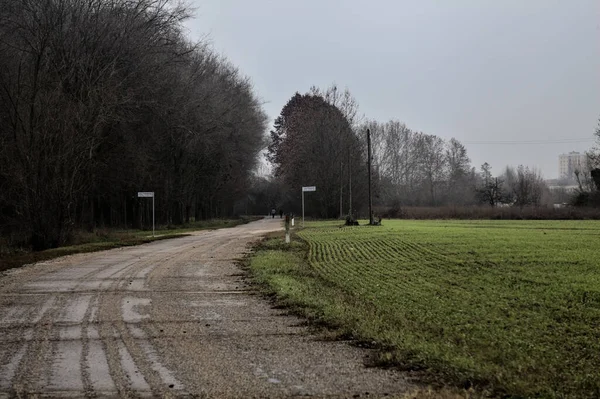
[302, 186, 316, 192]
[137, 192, 155, 236]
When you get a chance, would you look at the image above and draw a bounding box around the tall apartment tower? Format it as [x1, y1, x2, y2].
[559, 151, 588, 181]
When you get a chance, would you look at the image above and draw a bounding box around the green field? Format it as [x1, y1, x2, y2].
[248, 220, 600, 398]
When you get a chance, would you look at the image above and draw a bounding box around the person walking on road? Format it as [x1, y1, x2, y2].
[271, 208, 276, 218]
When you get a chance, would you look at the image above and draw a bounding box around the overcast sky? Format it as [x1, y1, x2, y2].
[184, 0, 600, 179]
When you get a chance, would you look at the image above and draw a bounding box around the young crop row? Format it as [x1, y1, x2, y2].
[298, 227, 465, 318]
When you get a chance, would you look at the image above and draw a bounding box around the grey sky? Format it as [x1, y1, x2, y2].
[184, 0, 600, 179]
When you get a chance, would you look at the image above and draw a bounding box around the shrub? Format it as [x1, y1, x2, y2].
[375, 205, 600, 220]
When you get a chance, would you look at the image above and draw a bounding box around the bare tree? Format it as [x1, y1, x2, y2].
[501, 165, 547, 207]
[445, 138, 473, 204]
[361, 119, 476, 208]
[477, 163, 503, 207]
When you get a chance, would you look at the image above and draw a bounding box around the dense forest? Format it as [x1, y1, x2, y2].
[0, 0, 267, 249]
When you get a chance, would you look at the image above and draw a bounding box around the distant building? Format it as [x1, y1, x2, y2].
[559, 151, 588, 181]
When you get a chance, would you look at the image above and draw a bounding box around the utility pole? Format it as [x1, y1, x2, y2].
[367, 128, 373, 225]
[348, 146, 352, 219]
[339, 160, 343, 219]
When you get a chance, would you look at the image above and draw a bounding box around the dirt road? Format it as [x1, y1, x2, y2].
[0, 218, 414, 398]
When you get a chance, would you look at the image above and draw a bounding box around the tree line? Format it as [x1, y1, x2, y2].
[266, 86, 576, 218]
[0, 0, 267, 250]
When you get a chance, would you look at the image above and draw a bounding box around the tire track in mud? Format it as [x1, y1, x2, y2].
[2, 219, 417, 398]
[135, 229, 267, 395]
[0, 257, 87, 391]
[125, 234, 236, 396]
[80, 254, 163, 398]
[0, 242, 185, 396]
[95, 249, 182, 398]
[4, 258, 136, 395]
[0, 227, 259, 397]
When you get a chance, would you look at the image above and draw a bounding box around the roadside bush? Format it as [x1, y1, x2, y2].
[345, 214, 359, 226]
[377, 205, 600, 220]
[571, 191, 600, 208]
[379, 200, 404, 218]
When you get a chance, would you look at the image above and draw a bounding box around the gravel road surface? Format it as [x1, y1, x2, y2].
[0, 218, 415, 398]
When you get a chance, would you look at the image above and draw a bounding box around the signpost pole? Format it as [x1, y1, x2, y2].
[367, 128, 373, 225]
[301, 186, 316, 228]
[302, 188, 305, 227]
[137, 192, 155, 237]
[152, 195, 155, 237]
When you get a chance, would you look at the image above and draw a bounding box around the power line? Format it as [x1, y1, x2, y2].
[464, 137, 594, 145]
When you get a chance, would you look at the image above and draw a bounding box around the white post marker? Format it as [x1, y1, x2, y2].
[137, 192, 155, 237]
[301, 186, 316, 227]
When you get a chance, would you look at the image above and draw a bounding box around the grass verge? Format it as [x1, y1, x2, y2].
[246, 220, 600, 398]
[1, 217, 260, 273]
